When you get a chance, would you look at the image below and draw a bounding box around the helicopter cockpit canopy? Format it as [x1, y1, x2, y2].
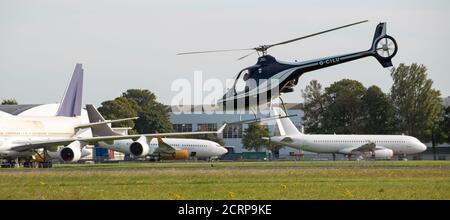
[233, 65, 261, 95]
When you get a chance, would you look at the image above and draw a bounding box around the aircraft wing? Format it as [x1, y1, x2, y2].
[10, 124, 226, 152]
[154, 136, 176, 154]
[262, 136, 294, 143]
[338, 142, 377, 154]
[74, 117, 139, 129]
[226, 114, 297, 125]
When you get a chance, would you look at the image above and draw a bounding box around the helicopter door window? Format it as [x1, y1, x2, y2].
[234, 69, 249, 94]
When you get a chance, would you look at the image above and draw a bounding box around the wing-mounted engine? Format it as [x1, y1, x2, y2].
[129, 136, 151, 157]
[340, 144, 394, 160]
[58, 141, 86, 162]
[371, 148, 393, 159]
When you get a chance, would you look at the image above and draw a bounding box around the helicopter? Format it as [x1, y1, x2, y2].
[178, 20, 398, 111]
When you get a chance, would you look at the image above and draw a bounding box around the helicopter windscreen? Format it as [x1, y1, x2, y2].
[233, 67, 258, 94]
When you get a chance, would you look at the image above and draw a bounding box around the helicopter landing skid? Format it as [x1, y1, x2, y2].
[278, 96, 288, 115]
[268, 96, 288, 117]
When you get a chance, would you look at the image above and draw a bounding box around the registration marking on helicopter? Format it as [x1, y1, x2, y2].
[318, 57, 341, 66]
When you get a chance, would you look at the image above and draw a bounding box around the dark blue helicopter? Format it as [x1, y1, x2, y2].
[178, 20, 398, 111]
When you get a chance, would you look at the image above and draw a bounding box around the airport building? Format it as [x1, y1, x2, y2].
[169, 103, 308, 158]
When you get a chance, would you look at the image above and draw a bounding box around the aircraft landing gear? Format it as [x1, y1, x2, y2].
[32, 150, 53, 168]
[1, 159, 20, 168]
[23, 160, 33, 168]
[346, 154, 352, 161]
[35, 161, 53, 168]
[398, 154, 408, 161]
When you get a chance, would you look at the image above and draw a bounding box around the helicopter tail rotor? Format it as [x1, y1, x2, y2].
[370, 23, 398, 68]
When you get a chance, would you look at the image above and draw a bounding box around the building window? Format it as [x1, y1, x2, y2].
[223, 124, 242, 138]
[197, 123, 217, 131]
[172, 124, 192, 132]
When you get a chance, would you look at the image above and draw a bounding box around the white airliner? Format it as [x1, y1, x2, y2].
[86, 105, 228, 160]
[266, 107, 427, 160]
[0, 64, 225, 167]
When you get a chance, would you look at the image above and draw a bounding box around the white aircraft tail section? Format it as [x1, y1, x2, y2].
[271, 107, 302, 136]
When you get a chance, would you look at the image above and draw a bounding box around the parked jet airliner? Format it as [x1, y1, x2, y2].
[86, 105, 228, 160]
[266, 107, 427, 160]
[0, 64, 224, 167]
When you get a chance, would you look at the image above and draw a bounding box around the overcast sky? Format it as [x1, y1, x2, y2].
[1, 0, 449, 106]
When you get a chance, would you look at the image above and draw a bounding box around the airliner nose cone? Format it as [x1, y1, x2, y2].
[418, 143, 427, 153]
[220, 147, 228, 155]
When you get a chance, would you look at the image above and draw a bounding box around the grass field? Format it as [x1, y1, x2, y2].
[1, 161, 449, 200]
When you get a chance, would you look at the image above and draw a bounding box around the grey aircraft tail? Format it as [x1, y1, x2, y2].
[56, 63, 84, 117]
[85, 104, 122, 136]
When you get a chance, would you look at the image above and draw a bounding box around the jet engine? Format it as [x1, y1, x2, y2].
[59, 141, 83, 162]
[129, 136, 150, 157]
[373, 148, 393, 159]
[161, 150, 189, 160]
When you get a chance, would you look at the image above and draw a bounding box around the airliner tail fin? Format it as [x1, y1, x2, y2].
[270, 107, 302, 136]
[56, 63, 84, 117]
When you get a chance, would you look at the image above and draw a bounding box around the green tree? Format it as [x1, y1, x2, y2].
[390, 63, 443, 141]
[97, 89, 173, 134]
[122, 89, 157, 111]
[430, 105, 449, 159]
[135, 110, 173, 134]
[445, 106, 450, 143]
[123, 89, 173, 133]
[1, 99, 18, 105]
[301, 80, 325, 133]
[98, 97, 140, 131]
[241, 123, 270, 152]
[362, 86, 397, 134]
[322, 79, 367, 134]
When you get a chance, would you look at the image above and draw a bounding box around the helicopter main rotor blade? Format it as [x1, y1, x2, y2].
[237, 51, 258, 60]
[267, 20, 368, 49]
[177, 48, 254, 55]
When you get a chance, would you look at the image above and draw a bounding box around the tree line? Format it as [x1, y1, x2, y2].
[302, 63, 448, 144]
[1, 99, 18, 105]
